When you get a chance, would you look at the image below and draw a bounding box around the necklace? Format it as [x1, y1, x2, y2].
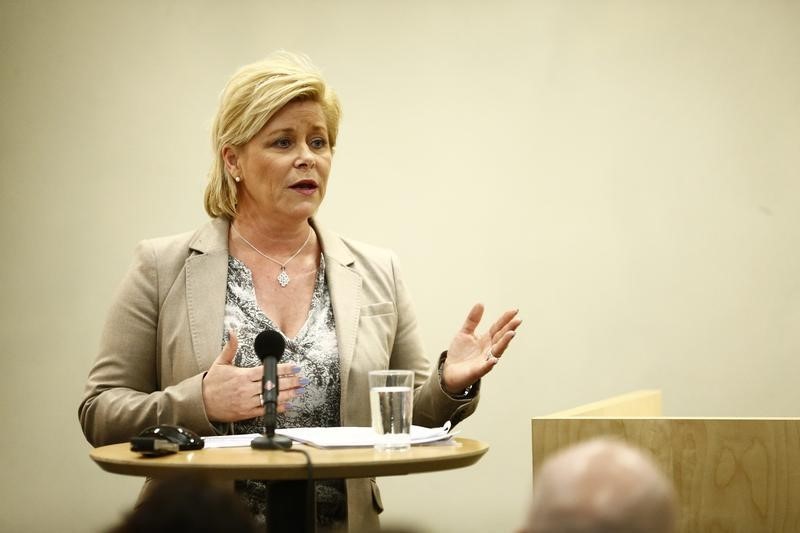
[231, 223, 313, 288]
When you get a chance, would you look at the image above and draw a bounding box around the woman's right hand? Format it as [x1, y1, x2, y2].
[202, 332, 304, 423]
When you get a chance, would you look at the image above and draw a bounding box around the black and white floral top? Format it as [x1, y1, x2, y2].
[222, 254, 346, 526]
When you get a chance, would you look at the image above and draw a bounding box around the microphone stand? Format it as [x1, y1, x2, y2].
[251, 330, 315, 532]
[251, 420, 292, 449]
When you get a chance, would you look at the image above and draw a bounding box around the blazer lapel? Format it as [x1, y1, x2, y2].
[314, 220, 362, 401]
[185, 218, 230, 371]
[182, 218, 363, 394]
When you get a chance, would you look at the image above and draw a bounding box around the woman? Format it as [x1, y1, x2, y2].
[79, 52, 521, 531]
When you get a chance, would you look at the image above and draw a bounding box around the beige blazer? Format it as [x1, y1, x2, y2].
[79, 217, 478, 531]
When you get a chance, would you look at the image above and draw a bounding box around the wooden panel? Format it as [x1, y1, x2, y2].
[530, 417, 800, 533]
[546, 389, 662, 417]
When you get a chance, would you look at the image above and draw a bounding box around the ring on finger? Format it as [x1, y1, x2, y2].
[259, 393, 264, 407]
[486, 349, 496, 361]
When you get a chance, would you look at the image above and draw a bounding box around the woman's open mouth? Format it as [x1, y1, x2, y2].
[289, 180, 319, 196]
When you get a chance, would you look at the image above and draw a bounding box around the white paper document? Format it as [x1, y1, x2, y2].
[202, 433, 261, 448]
[203, 422, 455, 449]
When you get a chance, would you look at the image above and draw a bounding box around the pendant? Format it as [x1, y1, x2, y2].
[277, 267, 290, 288]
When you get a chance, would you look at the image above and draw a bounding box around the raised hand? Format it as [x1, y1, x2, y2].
[202, 332, 304, 422]
[441, 303, 521, 395]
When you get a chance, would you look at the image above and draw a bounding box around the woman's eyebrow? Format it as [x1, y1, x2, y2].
[263, 127, 296, 136]
[264, 124, 327, 136]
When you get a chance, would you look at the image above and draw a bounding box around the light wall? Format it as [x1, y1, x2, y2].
[1, 1, 798, 532]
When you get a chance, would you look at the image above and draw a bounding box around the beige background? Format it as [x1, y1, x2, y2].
[1, 1, 798, 531]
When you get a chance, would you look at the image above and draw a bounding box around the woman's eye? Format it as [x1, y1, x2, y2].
[273, 138, 292, 148]
[310, 137, 328, 149]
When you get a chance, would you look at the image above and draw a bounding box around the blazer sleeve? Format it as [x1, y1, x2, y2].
[78, 240, 218, 446]
[387, 253, 480, 429]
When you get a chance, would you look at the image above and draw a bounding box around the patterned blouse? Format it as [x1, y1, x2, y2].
[222, 254, 346, 526]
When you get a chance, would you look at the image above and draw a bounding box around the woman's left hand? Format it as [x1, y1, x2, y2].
[441, 303, 522, 395]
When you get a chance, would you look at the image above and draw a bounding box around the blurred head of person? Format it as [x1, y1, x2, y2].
[522, 437, 677, 533]
[107, 474, 258, 533]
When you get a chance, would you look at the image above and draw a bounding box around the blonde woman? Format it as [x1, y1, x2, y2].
[80, 52, 521, 531]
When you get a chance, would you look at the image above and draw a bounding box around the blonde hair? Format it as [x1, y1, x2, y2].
[204, 51, 341, 219]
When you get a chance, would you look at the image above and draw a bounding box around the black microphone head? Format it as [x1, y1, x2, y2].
[253, 329, 286, 361]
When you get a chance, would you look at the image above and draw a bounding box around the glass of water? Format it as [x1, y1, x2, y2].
[368, 370, 414, 451]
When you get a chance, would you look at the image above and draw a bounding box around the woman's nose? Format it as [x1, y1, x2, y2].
[294, 145, 316, 169]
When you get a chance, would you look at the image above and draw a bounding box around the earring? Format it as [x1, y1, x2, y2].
[233, 175, 241, 183]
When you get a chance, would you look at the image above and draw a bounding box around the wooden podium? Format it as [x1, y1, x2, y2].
[91, 437, 488, 532]
[531, 390, 800, 533]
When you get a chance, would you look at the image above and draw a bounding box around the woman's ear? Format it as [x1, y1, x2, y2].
[221, 145, 240, 178]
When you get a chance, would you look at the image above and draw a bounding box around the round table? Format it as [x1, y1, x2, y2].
[90, 437, 488, 480]
[91, 438, 489, 533]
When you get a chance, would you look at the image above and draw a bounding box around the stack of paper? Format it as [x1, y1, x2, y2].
[203, 422, 455, 449]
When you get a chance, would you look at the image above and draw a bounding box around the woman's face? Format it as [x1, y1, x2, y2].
[228, 99, 332, 225]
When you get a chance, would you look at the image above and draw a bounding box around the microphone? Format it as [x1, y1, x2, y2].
[251, 329, 292, 450]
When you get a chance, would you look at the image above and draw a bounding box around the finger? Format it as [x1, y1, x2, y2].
[277, 390, 293, 403]
[278, 386, 305, 404]
[248, 391, 297, 418]
[488, 309, 520, 339]
[483, 355, 500, 370]
[248, 365, 265, 382]
[459, 303, 485, 335]
[279, 374, 305, 391]
[239, 396, 266, 420]
[215, 331, 239, 366]
[249, 362, 301, 382]
[278, 362, 301, 377]
[253, 390, 264, 409]
[489, 330, 517, 358]
[492, 317, 523, 344]
[453, 352, 498, 384]
[247, 405, 266, 419]
[276, 399, 294, 414]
